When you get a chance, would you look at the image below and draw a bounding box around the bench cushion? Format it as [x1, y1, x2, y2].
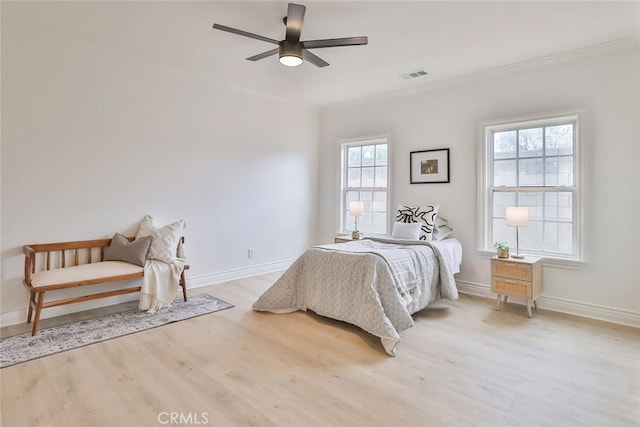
[31, 261, 143, 288]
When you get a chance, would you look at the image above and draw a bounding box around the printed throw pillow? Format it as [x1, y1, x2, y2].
[135, 215, 185, 263]
[103, 233, 153, 267]
[395, 205, 440, 241]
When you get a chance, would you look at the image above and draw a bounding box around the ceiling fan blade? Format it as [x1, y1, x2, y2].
[302, 36, 368, 49]
[212, 24, 279, 45]
[285, 3, 306, 43]
[302, 49, 329, 68]
[246, 48, 280, 61]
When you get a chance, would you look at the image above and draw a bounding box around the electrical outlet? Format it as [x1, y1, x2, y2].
[248, 248, 254, 259]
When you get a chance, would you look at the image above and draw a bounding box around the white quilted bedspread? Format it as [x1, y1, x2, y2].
[252, 237, 461, 356]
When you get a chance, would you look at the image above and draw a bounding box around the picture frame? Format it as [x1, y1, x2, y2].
[410, 148, 450, 184]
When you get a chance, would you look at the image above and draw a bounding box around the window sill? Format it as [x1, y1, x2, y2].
[541, 256, 587, 270]
[477, 250, 586, 270]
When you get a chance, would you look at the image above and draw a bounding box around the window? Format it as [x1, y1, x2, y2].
[479, 112, 582, 260]
[341, 138, 389, 235]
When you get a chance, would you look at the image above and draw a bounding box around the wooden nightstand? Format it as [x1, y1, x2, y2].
[491, 256, 542, 318]
[334, 235, 364, 243]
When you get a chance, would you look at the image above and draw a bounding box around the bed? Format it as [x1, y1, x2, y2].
[252, 236, 462, 356]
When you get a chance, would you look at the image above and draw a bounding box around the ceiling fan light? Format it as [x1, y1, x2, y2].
[279, 41, 303, 67]
[279, 54, 303, 67]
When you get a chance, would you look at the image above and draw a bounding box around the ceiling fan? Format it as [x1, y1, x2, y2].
[212, 3, 368, 68]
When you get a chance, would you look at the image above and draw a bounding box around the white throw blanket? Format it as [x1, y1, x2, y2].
[139, 239, 187, 313]
[134, 215, 188, 312]
[139, 258, 186, 312]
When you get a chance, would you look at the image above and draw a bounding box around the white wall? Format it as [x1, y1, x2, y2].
[319, 41, 640, 325]
[1, 5, 319, 324]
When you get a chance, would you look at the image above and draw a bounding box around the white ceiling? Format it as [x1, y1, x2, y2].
[7, 1, 640, 106]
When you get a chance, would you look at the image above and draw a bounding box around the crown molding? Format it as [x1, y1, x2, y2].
[321, 37, 640, 112]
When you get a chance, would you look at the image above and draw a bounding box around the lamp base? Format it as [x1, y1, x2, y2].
[351, 231, 361, 240]
[511, 254, 525, 259]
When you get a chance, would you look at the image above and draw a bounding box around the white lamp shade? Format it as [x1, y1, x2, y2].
[505, 207, 529, 227]
[349, 201, 364, 217]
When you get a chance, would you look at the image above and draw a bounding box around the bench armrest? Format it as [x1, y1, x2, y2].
[23, 245, 35, 284]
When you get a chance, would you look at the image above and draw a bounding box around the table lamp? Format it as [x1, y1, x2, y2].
[349, 201, 364, 239]
[505, 206, 529, 259]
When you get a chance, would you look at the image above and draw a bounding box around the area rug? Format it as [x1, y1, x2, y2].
[0, 294, 233, 368]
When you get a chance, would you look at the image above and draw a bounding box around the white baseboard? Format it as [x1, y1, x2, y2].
[456, 280, 640, 328]
[0, 259, 294, 328]
[456, 280, 494, 299]
[2, 308, 34, 329]
[186, 259, 293, 289]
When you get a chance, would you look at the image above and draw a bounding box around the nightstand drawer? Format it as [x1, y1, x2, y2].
[491, 277, 531, 298]
[491, 260, 532, 281]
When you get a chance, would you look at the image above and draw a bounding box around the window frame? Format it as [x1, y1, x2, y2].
[478, 110, 584, 263]
[339, 136, 391, 236]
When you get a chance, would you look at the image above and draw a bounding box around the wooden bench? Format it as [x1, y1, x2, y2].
[23, 236, 189, 336]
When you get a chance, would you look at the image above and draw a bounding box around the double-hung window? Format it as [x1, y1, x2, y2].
[341, 138, 389, 235]
[479, 111, 582, 260]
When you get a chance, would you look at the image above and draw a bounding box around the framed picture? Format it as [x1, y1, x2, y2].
[410, 148, 450, 184]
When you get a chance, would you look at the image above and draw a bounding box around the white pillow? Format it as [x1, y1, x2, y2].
[135, 215, 185, 263]
[435, 216, 448, 228]
[395, 205, 440, 241]
[433, 225, 453, 241]
[391, 222, 422, 240]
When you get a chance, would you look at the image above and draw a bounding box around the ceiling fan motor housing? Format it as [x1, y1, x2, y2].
[279, 40, 303, 61]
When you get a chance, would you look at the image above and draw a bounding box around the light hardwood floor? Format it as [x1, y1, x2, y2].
[1, 273, 639, 427]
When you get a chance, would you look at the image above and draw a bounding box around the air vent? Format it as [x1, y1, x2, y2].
[400, 69, 428, 80]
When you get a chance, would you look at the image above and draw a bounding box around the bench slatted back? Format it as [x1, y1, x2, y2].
[24, 237, 135, 278]
[24, 236, 185, 286]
